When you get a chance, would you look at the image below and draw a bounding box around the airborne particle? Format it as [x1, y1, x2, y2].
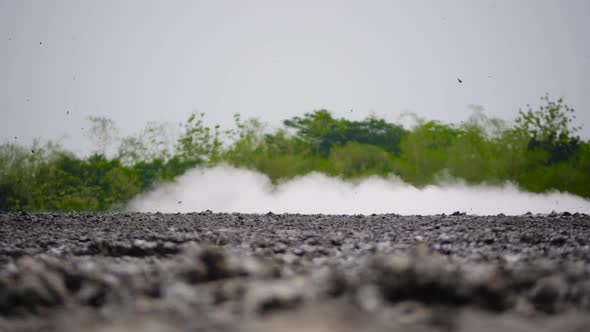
[178, 201, 183, 204]
[457, 78, 463, 83]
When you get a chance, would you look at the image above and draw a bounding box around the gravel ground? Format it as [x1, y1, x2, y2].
[1, 211, 590, 331]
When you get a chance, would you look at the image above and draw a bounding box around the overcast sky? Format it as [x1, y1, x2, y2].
[1, 0, 589, 154]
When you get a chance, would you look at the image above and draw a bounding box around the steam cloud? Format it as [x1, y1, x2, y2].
[128, 165, 590, 215]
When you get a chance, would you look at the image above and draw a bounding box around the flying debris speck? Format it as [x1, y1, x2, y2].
[178, 201, 182, 204]
[66, 111, 70, 115]
[457, 78, 463, 83]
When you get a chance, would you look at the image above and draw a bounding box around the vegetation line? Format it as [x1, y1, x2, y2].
[1, 94, 588, 211]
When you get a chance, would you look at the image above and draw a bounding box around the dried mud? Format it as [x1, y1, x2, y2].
[1, 211, 590, 331]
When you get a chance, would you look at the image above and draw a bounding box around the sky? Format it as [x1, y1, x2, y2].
[1, 0, 589, 154]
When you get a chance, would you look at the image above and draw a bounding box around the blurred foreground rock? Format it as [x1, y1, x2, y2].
[1, 212, 590, 331]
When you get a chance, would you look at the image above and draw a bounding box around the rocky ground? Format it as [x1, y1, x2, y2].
[1, 211, 590, 331]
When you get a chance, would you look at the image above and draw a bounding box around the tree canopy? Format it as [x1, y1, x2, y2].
[1, 94, 588, 211]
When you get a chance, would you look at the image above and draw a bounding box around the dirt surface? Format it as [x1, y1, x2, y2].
[1, 211, 590, 332]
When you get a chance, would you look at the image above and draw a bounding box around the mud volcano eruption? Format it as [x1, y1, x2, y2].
[129, 166, 590, 215]
[2, 211, 590, 331]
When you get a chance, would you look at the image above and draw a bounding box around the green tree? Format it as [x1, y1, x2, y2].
[118, 122, 178, 165]
[223, 114, 266, 166]
[284, 110, 344, 157]
[284, 110, 406, 157]
[176, 112, 225, 163]
[515, 94, 582, 165]
[328, 142, 393, 178]
[395, 121, 460, 185]
[87, 116, 119, 156]
[340, 117, 405, 155]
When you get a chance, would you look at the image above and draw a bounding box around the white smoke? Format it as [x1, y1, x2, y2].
[128, 165, 590, 215]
